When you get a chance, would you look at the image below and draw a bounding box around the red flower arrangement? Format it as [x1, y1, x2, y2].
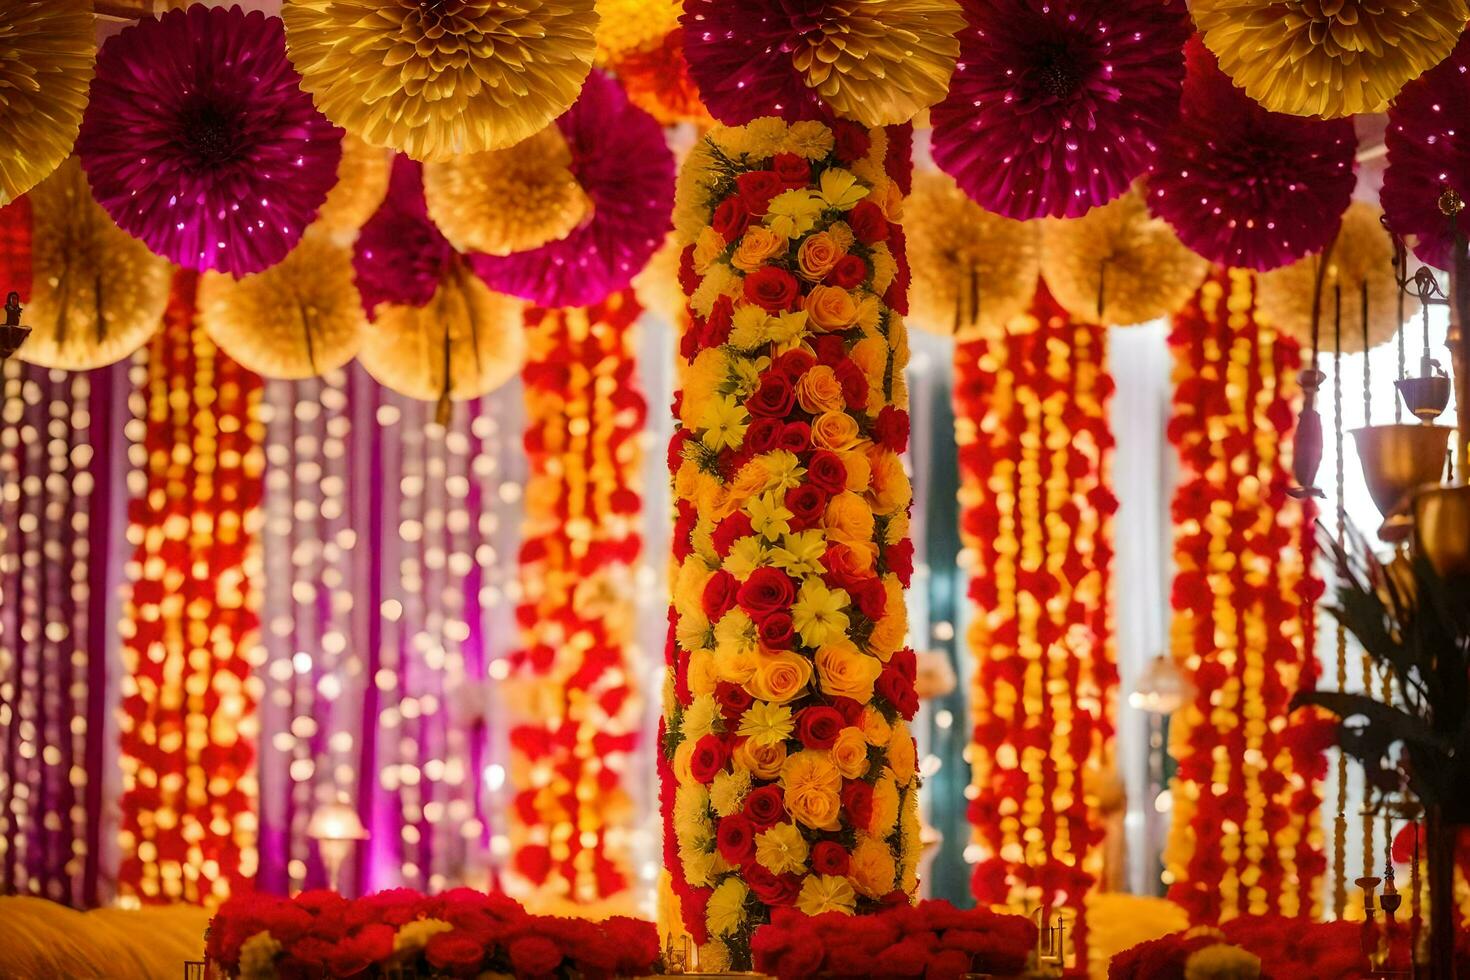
[206, 888, 660, 979]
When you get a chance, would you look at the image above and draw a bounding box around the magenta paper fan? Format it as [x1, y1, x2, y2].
[354, 155, 457, 320]
[76, 6, 341, 278]
[1382, 34, 1470, 271]
[1146, 41, 1357, 272]
[680, 0, 831, 125]
[470, 72, 675, 309]
[930, 0, 1191, 220]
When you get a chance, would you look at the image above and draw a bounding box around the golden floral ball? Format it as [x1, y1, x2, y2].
[0, 0, 94, 205]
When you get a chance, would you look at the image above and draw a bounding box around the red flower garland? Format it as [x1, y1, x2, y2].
[1163, 269, 1329, 922]
[117, 272, 264, 905]
[506, 291, 647, 909]
[954, 285, 1117, 944]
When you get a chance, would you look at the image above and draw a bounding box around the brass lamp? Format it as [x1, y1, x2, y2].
[1414, 486, 1470, 581]
[1351, 423, 1452, 540]
[0, 293, 29, 361]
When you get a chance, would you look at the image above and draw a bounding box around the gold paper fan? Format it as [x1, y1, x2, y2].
[1041, 186, 1210, 327]
[1192, 0, 1469, 118]
[1256, 201, 1419, 354]
[17, 158, 172, 371]
[423, 127, 592, 257]
[358, 269, 525, 406]
[0, 0, 96, 205]
[310, 134, 392, 243]
[906, 171, 1040, 339]
[282, 0, 599, 162]
[198, 233, 365, 380]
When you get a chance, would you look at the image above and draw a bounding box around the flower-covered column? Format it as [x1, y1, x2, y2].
[663, 119, 919, 969]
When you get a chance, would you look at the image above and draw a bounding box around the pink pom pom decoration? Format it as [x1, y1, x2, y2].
[76, 6, 342, 278]
[353, 155, 457, 320]
[930, 0, 1191, 220]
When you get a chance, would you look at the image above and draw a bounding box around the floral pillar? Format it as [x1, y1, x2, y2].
[663, 119, 919, 969]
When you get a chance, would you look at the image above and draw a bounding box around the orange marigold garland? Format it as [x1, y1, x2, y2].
[117, 272, 265, 905]
[954, 284, 1117, 945]
[663, 118, 919, 970]
[1163, 269, 1329, 922]
[505, 291, 647, 912]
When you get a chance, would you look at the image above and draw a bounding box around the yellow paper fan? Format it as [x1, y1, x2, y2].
[198, 233, 365, 380]
[282, 0, 598, 162]
[424, 127, 592, 257]
[1041, 186, 1210, 327]
[0, 0, 96, 205]
[906, 171, 1040, 339]
[310, 134, 392, 243]
[17, 159, 173, 371]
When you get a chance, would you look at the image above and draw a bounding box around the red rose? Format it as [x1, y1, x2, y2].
[872, 405, 909, 453]
[834, 359, 868, 409]
[678, 244, 700, 294]
[777, 421, 811, 452]
[712, 513, 754, 556]
[797, 706, 844, 750]
[812, 334, 846, 366]
[784, 484, 827, 530]
[849, 200, 889, 244]
[715, 681, 754, 719]
[712, 196, 750, 240]
[737, 567, 796, 616]
[744, 266, 801, 312]
[830, 696, 864, 726]
[716, 813, 757, 864]
[749, 373, 797, 418]
[737, 171, 785, 215]
[807, 451, 848, 495]
[704, 295, 734, 348]
[842, 780, 874, 826]
[702, 570, 739, 620]
[853, 577, 886, 620]
[679, 320, 700, 361]
[886, 538, 915, 587]
[825, 253, 868, 289]
[772, 153, 811, 188]
[743, 785, 786, 828]
[690, 734, 730, 783]
[746, 417, 783, 453]
[776, 348, 817, 382]
[758, 611, 795, 649]
[746, 865, 802, 907]
[509, 935, 563, 977]
[425, 933, 485, 976]
[811, 841, 851, 877]
[877, 664, 918, 720]
[832, 120, 872, 164]
[673, 503, 697, 561]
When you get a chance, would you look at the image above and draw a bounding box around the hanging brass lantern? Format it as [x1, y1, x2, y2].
[1414, 486, 1470, 582]
[1352, 423, 1452, 540]
[0, 293, 29, 360]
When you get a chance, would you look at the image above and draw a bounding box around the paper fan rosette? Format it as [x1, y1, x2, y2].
[470, 72, 675, 309]
[198, 233, 365, 380]
[282, 0, 597, 162]
[1257, 202, 1419, 354]
[1383, 34, 1470, 270]
[931, 0, 1191, 220]
[1192, 0, 1469, 119]
[0, 0, 95, 206]
[681, 0, 965, 126]
[354, 156, 458, 318]
[76, 6, 343, 278]
[1041, 185, 1209, 326]
[1146, 41, 1357, 272]
[310, 134, 393, 243]
[15, 159, 173, 371]
[906, 171, 1040, 338]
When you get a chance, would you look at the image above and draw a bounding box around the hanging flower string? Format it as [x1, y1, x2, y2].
[954, 284, 1117, 949]
[505, 292, 647, 911]
[1163, 270, 1330, 922]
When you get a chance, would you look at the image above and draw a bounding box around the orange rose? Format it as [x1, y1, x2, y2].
[824, 541, 875, 580]
[733, 738, 787, 780]
[796, 231, 845, 282]
[732, 226, 788, 273]
[862, 706, 892, 747]
[831, 726, 871, 779]
[816, 645, 883, 702]
[745, 649, 813, 704]
[795, 365, 845, 415]
[802, 284, 859, 332]
[824, 491, 875, 545]
[693, 226, 726, 274]
[839, 449, 872, 493]
[811, 410, 861, 452]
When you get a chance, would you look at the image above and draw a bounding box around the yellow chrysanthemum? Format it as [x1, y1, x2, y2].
[792, 578, 850, 648]
[1041, 186, 1210, 327]
[594, 0, 680, 62]
[738, 701, 795, 746]
[311, 134, 392, 243]
[16, 159, 172, 372]
[0, 0, 94, 205]
[709, 769, 752, 817]
[424, 126, 593, 256]
[907, 171, 1040, 339]
[706, 877, 749, 938]
[700, 394, 750, 451]
[282, 0, 598, 161]
[755, 822, 809, 875]
[795, 873, 857, 916]
[1193, 0, 1469, 118]
[1183, 942, 1262, 980]
[848, 834, 896, 898]
[238, 932, 282, 980]
[394, 919, 453, 953]
[198, 233, 365, 380]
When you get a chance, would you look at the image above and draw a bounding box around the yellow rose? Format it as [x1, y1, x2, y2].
[675, 558, 714, 619]
[755, 821, 809, 875]
[831, 726, 871, 780]
[796, 231, 845, 282]
[811, 410, 862, 452]
[862, 706, 892, 747]
[868, 447, 912, 515]
[795, 365, 846, 415]
[803, 284, 860, 332]
[840, 449, 872, 493]
[815, 645, 883, 703]
[780, 749, 843, 830]
[850, 336, 888, 401]
[732, 226, 787, 273]
[674, 739, 697, 784]
[868, 771, 900, 835]
[824, 491, 876, 545]
[733, 737, 787, 780]
[688, 649, 718, 696]
[848, 834, 897, 898]
[715, 645, 760, 685]
[693, 226, 726, 274]
[706, 878, 749, 937]
[746, 649, 813, 704]
[888, 720, 916, 784]
[796, 874, 856, 916]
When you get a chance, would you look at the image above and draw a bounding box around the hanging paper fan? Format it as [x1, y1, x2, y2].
[905, 171, 1040, 338]
[470, 72, 675, 309]
[1382, 34, 1470, 271]
[282, 0, 598, 162]
[15, 159, 173, 371]
[1257, 202, 1420, 355]
[311, 134, 393, 244]
[681, 0, 965, 127]
[76, 5, 343, 278]
[931, 0, 1191, 220]
[354, 156, 458, 319]
[1146, 41, 1357, 272]
[1192, 0, 1468, 119]
[198, 233, 365, 380]
[1041, 185, 1209, 326]
[0, 0, 95, 207]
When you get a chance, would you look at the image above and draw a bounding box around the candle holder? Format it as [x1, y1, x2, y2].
[0, 293, 29, 361]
